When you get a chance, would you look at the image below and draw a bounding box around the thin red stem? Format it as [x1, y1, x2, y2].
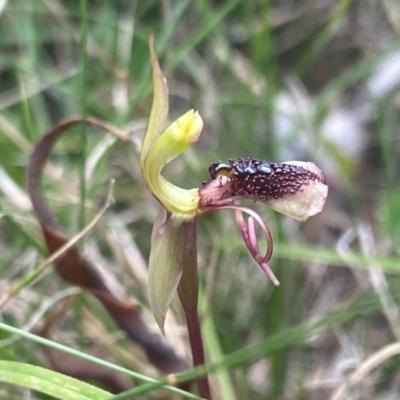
[184, 308, 211, 399]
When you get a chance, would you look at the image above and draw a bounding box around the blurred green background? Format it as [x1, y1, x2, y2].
[1, 0, 400, 399]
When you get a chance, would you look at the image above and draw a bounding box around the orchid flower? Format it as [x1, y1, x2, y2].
[198, 158, 328, 285]
[141, 35, 328, 329]
[140, 36, 328, 398]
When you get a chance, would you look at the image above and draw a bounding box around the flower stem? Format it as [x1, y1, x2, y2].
[184, 308, 211, 399]
[177, 233, 211, 399]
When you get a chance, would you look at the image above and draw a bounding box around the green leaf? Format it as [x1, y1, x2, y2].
[148, 208, 196, 333]
[0, 360, 112, 400]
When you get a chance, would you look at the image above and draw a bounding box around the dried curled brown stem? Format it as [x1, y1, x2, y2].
[26, 117, 189, 385]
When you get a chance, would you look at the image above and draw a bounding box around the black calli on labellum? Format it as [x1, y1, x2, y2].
[209, 157, 326, 201]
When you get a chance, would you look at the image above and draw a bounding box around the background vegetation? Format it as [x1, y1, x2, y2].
[1, 0, 400, 399]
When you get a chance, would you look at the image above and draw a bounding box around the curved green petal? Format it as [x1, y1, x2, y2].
[140, 36, 202, 215]
[144, 110, 202, 215]
[140, 34, 169, 173]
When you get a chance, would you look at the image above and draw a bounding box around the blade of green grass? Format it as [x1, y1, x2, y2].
[79, 0, 89, 231]
[294, 0, 353, 75]
[0, 360, 112, 400]
[0, 322, 200, 399]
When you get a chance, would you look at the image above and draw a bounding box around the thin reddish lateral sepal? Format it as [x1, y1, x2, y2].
[203, 203, 279, 286]
[234, 206, 279, 286]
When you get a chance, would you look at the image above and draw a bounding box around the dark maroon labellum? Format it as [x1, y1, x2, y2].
[208, 157, 326, 201]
